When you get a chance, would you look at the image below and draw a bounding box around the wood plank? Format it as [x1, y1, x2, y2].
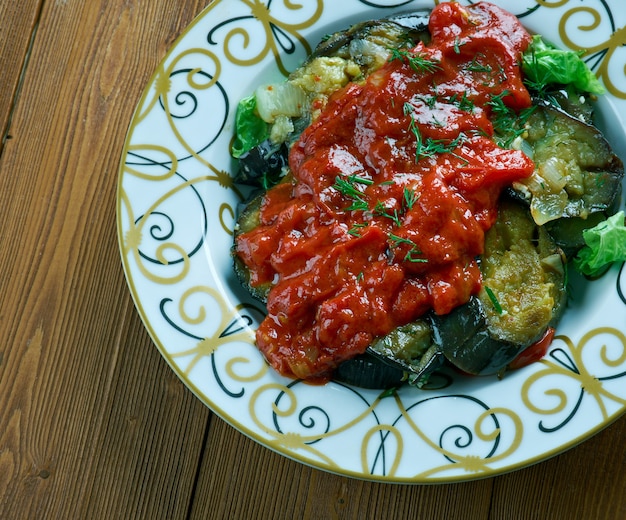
[0, 1, 42, 153]
[490, 416, 626, 520]
[0, 0, 208, 518]
[190, 417, 494, 519]
[191, 414, 626, 518]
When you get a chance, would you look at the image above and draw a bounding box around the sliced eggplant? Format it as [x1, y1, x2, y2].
[511, 102, 624, 241]
[430, 297, 522, 376]
[430, 199, 567, 375]
[307, 12, 430, 67]
[334, 320, 443, 389]
[538, 87, 594, 124]
[235, 140, 289, 188]
[366, 321, 443, 384]
[543, 196, 620, 259]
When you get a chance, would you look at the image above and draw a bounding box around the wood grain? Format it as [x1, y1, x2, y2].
[191, 416, 496, 519]
[0, 1, 208, 518]
[0, 1, 42, 153]
[0, 0, 625, 518]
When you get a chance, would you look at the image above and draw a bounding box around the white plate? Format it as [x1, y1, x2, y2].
[117, 0, 626, 482]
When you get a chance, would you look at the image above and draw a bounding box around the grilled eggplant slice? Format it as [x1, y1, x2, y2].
[307, 12, 430, 70]
[511, 102, 624, 254]
[431, 199, 567, 375]
[334, 321, 442, 389]
[236, 140, 289, 188]
[366, 321, 443, 386]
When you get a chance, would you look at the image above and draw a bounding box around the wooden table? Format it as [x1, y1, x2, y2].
[1, 1, 625, 518]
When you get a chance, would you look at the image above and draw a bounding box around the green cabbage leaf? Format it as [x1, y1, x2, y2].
[522, 35, 605, 95]
[231, 95, 268, 159]
[574, 211, 626, 277]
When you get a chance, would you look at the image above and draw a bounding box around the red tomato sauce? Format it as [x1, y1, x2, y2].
[235, 2, 535, 382]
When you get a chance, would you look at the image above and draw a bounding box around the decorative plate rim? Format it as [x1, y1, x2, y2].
[117, 0, 626, 483]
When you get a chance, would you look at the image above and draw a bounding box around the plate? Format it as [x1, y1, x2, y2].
[117, 0, 626, 483]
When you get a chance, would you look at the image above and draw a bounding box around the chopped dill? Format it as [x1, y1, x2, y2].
[389, 234, 428, 263]
[466, 53, 492, 73]
[453, 36, 463, 54]
[417, 94, 438, 109]
[374, 201, 402, 227]
[403, 187, 418, 211]
[348, 222, 368, 238]
[404, 102, 467, 162]
[390, 48, 441, 74]
[333, 175, 369, 212]
[487, 91, 536, 147]
[457, 92, 475, 112]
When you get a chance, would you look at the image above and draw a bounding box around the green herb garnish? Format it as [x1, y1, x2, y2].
[403, 188, 418, 211]
[389, 234, 428, 263]
[486, 91, 535, 148]
[333, 175, 370, 212]
[348, 222, 368, 238]
[404, 102, 467, 161]
[484, 286, 503, 314]
[456, 92, 475, 113]
[466, 53, 492, 74]
[374, 201, 402, 227]
[390, 48, 441, 74]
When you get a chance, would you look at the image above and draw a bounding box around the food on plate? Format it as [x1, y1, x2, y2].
[429, 198, 567, 376]
[231, 2, 625, 387]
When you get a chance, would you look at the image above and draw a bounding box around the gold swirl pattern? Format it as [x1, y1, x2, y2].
[536, 0, 570, 7]
[120, 175, 212, 285]
[117, 0, 626, 482]
[522, 328, 626, 427]
[243, 382, 527, 478]
[153, 49, 226, 175]
[212, 0, 323, 76]
[362, 425, 403, 476]
[248, 383, 349, 468]
[168, 286, 258, 376]
[395, 395, 524, 479]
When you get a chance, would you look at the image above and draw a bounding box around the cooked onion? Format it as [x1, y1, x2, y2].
[255, 82, 309, 123]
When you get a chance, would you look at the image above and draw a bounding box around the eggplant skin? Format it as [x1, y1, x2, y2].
[430, 199, 567, 376]
[236, 140, 289, 188]
[333, 354, 405, 389]
[364, 321, 444, 388]
[430, 297, 522, 376]
[335, 332, 444, 390]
